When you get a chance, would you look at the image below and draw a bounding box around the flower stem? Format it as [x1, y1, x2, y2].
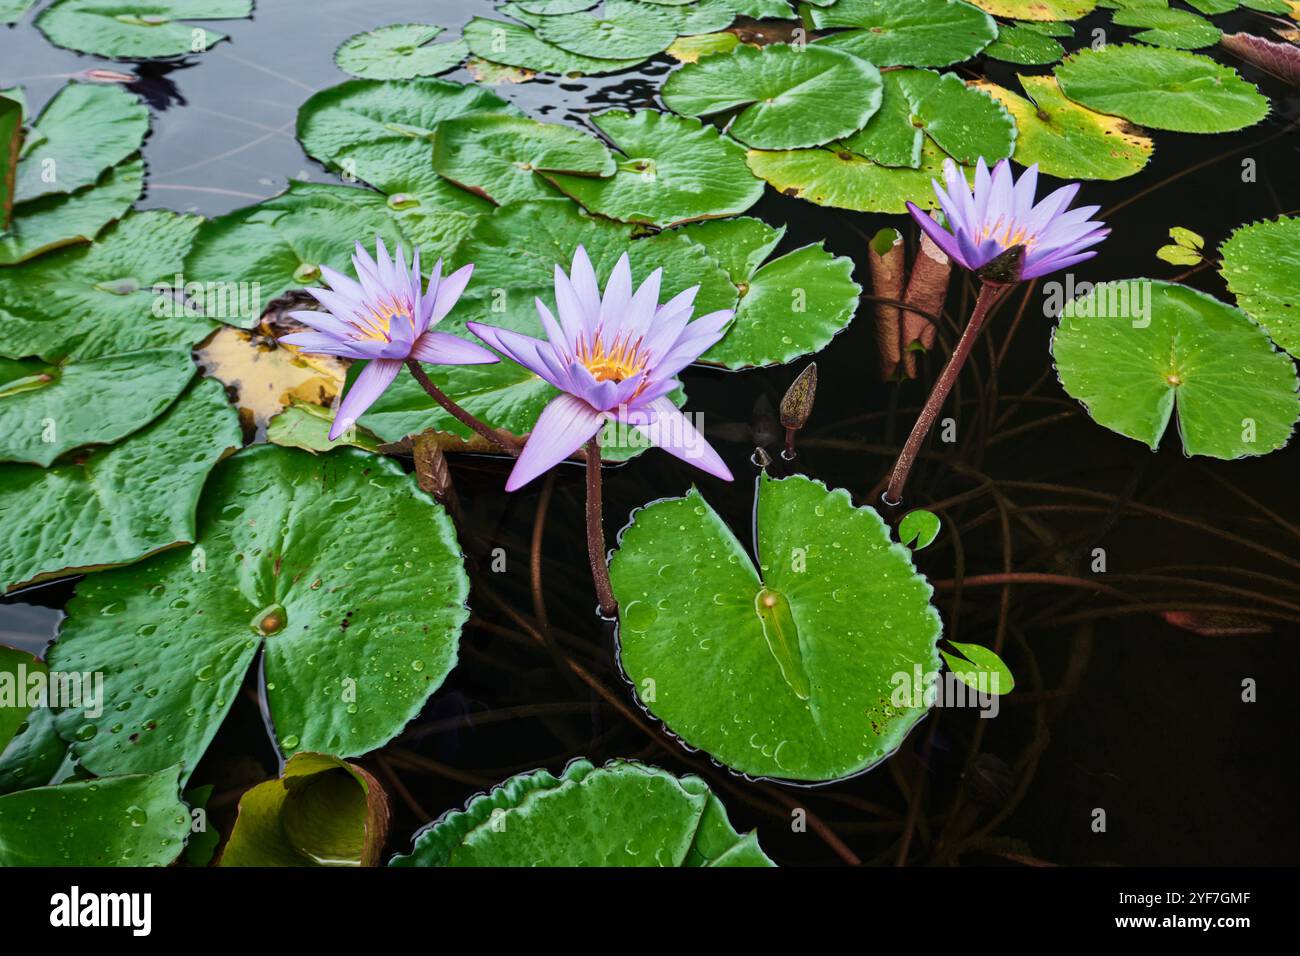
[585, 435, 618, 618]
[404, 360, 521, 456]
[883, 280, 1013, 508]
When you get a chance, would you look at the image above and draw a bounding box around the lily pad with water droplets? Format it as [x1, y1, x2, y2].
[267, 399, 384, 455]
[48, 445, 471, 781]
[811, 0, 998, 67]
[1219, 217, 1300, 359]
[0, 348, 196, 466]
[661, 43, 882, 150]
[983, 22, 1066, 63]
[461, 17, 645, 75]
[543, 109, 764, 227]
[535, 0, 680, 59]
[893, 69, 1016, 165]
[610, 472, 943, 781]
[972, 74, 1153, 180]
[0, 155, 143, 266]
[677, 217, 861, 368]
[1114, 7, 1220, 49]
[968, 0, 1095, 19]
[1054, 45, 1269, 134]
[431, 113, 615, 204]
[184, 182, 410, 325]
[36, 0, 253, 59]
[0, 377, 240, 593]
[840, 70, 923, 168]
[0, 210, 215, 361]
[0, 767, 189, 866]
[334, 23, 468, 80]
[1051, 280, 1300, 458]
[390, 759, 774, 866]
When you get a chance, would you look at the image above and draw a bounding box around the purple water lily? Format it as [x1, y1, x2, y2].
[279, 238, 497, 440]
[907, 158, 1109, 281]
[467, 247, 734, 492]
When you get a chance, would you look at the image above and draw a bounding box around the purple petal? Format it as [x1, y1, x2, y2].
[627, 397, 732, 481]
[411, 331, 499, 365]
[467, 322, 567, 390]
[569, 246, 602, 318]
[907, 203, 968, 269]
[505, 394, 605, 492]
[431, 263, 473, 324]
[279, 331, 372, 359]
[331, 358, 401, 440]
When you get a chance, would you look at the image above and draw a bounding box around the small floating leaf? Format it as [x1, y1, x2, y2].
[390, 759, 774, 866]
[1051, 280, 1300, 458]
[898, 509, 941, 549]
[811, 0, 997, 67]
[267, 399, 384, 455]
[941, 642, 1015, 694]
[610, 473, 942, 781]
[36, 0, 253, 59]
[983, 22, 1066, 64]
[334, 23, 468, 80]
[1114, 7, 1219, 49]
[1219, 216, 1300, 358]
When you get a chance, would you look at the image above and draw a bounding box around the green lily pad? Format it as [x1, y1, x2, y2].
[973, 74, 1154, 180]
[0, 210, 215, 361]
[0, 378, 240, 593]
[431, 113, 614, 204]
[391, 759, 774, 866]
[0, 699, 70, 795]
[746, 137, 955, 214]
[1114, 7, 1219, 49]
[840, 70, 923, 168]
[984, 23, 1066, 63]
[894, 69, 1016, 165]
[610, 473, 943, 781]
[1054, 45, 1269, 134]
[0, 646, 43, 753]
[219, 752, 389, 867]
[811, 0, 998, 67]
[0, 348, 196, 465]
[14, 82, 148, 203]
[969, 0, 1095, 19]
[732, 0, 794, 14]
[184, 182, 410, 324]
[0, 767, 189, 866]
[1052, 280, 1299, 458]
[461, 17, 645, 75]
[36, 0, 253, 58]
[898, 509, 941, 549]
[544, 109, 764, 227]
[678, 218, 861, 368]
[49, 445, 470, 779]
[667, 31, 742, 62]
[514, 0, 598, 12]
[661, 43, 881, 150]
[1219, 217, 1300, 359]
[941, 641, 1014, 694]
[1, 0, 39, 24]
[674, 0, 738, 32]
[335, 24, 468, 80]
[0, 154, 143, 266]
[267, 399, 384, 454]
[534, 0, 679, 59]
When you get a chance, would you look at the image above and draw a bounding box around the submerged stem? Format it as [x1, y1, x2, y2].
[585, 435, 618, 618]
[404, 359, 522, 456]
[883, 280, 1013, 508]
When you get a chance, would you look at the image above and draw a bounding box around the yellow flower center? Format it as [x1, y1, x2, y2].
[576, 331, 648, 384]
[978, 216, 1037, 252]
[353, 296, 414, 342]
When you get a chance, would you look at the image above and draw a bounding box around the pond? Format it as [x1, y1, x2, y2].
[1, 0, 1298, 869]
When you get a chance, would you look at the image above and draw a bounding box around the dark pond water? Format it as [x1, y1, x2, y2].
[2, 0, 1299, 866]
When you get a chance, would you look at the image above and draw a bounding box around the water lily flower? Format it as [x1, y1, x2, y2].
[907, 158, 1109, 282]
[279, 238, 497, 440]
[467, 247, 734, 491]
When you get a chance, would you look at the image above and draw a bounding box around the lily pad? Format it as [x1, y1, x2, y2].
[14, 82, 149, 203]
[661, 43, 881, 150]
[1, 0, 39, 23]
[667, 31, 742, 62]
[894, 69, 1016, 165]
[1219, 217, 1300, 359]
[543, 109, 764, 227]
[941, 641, 1015, 694]
[972, 74, 1154, 180]
[840, 70, 923, 168]
[334, 24, 468, 80]
[48, 445, 470, 779]
[811, 0, 998, 67]
[983, 22, 1066, 63]
[1052, 280, 1299, 458]
[390, 759, 774, 866]
[0, 698, 70, 795]
[0, 348, 195, 466]
[0, 646, 42, 753]
[969, 0, 1095, 19]
[0, 767, 189, 866]
[535, 0, 680, 59]
[267, 399, 384, 454]
[36, 0, 253, 59]
[461, 17, 645, 75]
[747, 137, 956, 214]
[610, 473, 943, 781]
[1054, 45, 1269, 134]
[678, 218, 862, 368]
[183, 182, 409, 324]
[431, 113, 615, 204]
[0, 154, 144, 266]
[0, 210, 215, 361]
[219, 752, 389, 867]
[514, 0, 598, 11]
[1114, 7, 1219, 49]
[0, 378, 240, 593]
